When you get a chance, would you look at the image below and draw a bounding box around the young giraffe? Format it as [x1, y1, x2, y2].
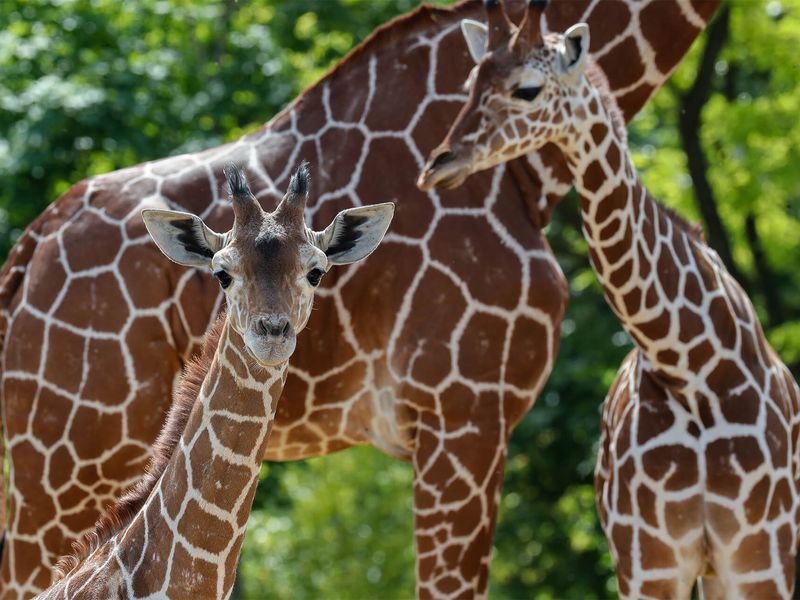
[0, 1, 719, 597]
[419, 1, 800, 598]
[35, 162, 393, 599]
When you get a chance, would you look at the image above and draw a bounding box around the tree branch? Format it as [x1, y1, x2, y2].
[677, 5, 748, 286]
[744, 213, 784, 327]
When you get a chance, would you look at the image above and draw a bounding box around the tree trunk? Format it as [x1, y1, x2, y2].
[744, 213, 784, 327]
[677, 5, 747, 287]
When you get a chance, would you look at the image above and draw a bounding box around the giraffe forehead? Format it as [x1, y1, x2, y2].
[247, 232, 303, 276]
[480, 49, 552, 91]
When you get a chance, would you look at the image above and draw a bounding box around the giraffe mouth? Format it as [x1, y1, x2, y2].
[244, 330, 297, 367]
[417, 158, 471, 191]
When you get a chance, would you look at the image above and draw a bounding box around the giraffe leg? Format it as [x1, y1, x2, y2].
[412, 398, 507, 599]
[702, 426, 797, 600]
[702, 508, 796, 599]
[697, 576, 725, 600]
[597, 364, 705, 600]
[703, 548, 795, 599]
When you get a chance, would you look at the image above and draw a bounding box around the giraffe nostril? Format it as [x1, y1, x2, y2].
[257, 316, 291, 338]
[430, 150, 456, 169]
[257, 319, 269, 336]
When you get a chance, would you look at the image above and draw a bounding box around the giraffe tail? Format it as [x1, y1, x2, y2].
[0, 210, 49, 561]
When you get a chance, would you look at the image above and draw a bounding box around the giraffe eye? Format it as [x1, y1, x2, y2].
[214, 270, 232, 289]
[307, 268, 324, 287]
[512, 86, 542, 102]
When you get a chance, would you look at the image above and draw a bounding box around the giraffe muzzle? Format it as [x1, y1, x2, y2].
[244, 314, 297, 366]
[417, 148, 472, 191]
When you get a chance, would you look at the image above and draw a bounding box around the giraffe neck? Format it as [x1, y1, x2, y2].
[561, 75, 762, 389]
[111, 320, 286, 598]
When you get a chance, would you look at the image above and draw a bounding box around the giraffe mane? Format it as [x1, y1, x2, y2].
[301, 0, 469, 92]
[53, 313, 227, 581]
[583, 57, 628, 148]
[584, 59, 704, 242]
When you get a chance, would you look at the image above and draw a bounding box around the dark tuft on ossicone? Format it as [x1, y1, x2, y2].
[288, 160, 310, 197]
[484, 0, 500, 8]
[530, 0, 548, 9]
[223, 162, 252, 198]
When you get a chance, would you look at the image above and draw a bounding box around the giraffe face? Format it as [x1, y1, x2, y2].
[143, 163, 394, 367]
[418, 2, 589, 191]
[211, 211, 327, 367]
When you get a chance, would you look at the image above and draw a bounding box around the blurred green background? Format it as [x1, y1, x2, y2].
[2, 0, 799, 598]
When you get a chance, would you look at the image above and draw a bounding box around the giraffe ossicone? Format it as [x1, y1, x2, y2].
[36, 163, 394, 599]
[421, 2, 800, 598]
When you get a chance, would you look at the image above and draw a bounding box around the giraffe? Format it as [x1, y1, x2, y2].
[418, 1, 800, 598]
[0, 0, 719, 597]
[34, 162, 394, 599]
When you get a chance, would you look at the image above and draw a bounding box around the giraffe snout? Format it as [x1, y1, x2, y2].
[417, 146, 471, 191]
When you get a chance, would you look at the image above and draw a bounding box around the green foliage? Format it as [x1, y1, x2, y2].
[1, 1, 799, 598]
[239, 448, 415, 600]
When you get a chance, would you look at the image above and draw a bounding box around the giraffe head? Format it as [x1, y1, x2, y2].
[143, 163, 394, 366]
[417, 0, 590, 190]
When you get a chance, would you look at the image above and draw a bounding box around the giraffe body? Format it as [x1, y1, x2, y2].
[420, 3, 800, 597]
[0, 1, 718, 596]
[35, 163, 393, 599]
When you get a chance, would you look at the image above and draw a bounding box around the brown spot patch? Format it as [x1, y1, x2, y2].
[639, 529, 677, 569]
[339, 241, 421, 356]
[665, 494, 702, 539]
[641, 444, 698, 490]
[314, 361, 368, 406]
[677, 306, 705, 343]
[62, 212, 123, 273]
[732, 531, 771, 572]
[356, 138, 434, 239]
[600, 36, 645, 90]
[505, 316, 549, 391]
[167, 541, 217, 596]
[582, 159, 607, 193]
[54, 273, 130, 332]
[178, 498, 235, 554]
[707, 502, 738, 545]
[26, 238, 67, 312]
[744, 475, 770, 525]
[636, 485, 658, 527]
[641, 0, 698, 74]
[429, 214, 522, 310]
[84, 339, 129, 406]
[32, 389, 72, 447]
[119, 244, 174, 309]
[458, 312, 506, 382]
[392, 266, 465, 378]
[706, 437, 762, 498]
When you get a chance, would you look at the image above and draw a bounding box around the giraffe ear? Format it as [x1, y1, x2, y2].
[313, 203, 395, 266]
[461, 19, 488, 64]
[558, 23, 590, 82]
[141, 209, 225, 268]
